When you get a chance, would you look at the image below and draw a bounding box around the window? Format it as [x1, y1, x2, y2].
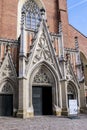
[25, 0, 41, 30]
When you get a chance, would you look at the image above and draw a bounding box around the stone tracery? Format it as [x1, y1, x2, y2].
[33, 33, 53, 64]
[22, 0, 41, 30]
[1, 83, 13, 94]
[33, 69, 50, 83]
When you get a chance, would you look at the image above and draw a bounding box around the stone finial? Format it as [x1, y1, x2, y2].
[21, 11, 25, 26]
[66, 52, 70, 61]
[6, 44, 11, 53]
[59, 21, 62, 34]
[40, 8, 46, 20]
[75, 36, 79, 50]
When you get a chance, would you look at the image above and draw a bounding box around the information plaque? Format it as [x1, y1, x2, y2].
[69, 99, 78, 116]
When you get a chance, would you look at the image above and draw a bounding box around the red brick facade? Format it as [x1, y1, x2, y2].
[68, 25, 87, 57]
[0, 0, 87, 57]
[43, 0, 59, 33]
[0, 0, 87, 72]
[0, 0, 87, 118]
[0, 0, 18, 39]
[0, 0, 87, 79]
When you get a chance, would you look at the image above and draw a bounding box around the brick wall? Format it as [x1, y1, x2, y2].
[43, 0, 59, 33]
[0, 0, 87, 58]
[68, 25, 87, 58]
[0, 0, 18, 39]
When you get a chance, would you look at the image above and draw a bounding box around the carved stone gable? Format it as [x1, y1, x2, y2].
[33, 33, 53, 64]
[26, 21, 62, 79]
[0, 53, 17, 79]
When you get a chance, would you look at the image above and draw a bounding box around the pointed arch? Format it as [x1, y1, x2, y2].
[29, 60, 59, 81]
[67, 80, 80, 107]
[27, 60, 61, 115]
[17, 0, 46, 37]
[0, 77, 17, 93]
[0, 77, 18, 113]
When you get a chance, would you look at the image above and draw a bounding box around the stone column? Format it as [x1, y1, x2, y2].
[0, 44, 2, 65]
[17, 12, 27, 118]
[80, 82, 86, 113]
[75, 37, 83, 81]
[58, 22, 66, 79]
[19, 12, 26, 57]
[60, 80, 68, 115]
[58, 22, 64, 59]
[1, 44, 4, 60]
[53, 83, 62, 116]
[75, 37, 86, 113]
[17, 77, 27, 118]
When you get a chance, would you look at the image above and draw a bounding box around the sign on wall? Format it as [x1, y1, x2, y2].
[69, 99, 78, 115]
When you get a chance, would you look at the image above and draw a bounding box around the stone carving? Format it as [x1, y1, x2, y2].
[67, 85, 76, 99]
[66, 62, 73, 80]
[22, 0, 40, 14]
[67, 85, 75, 94]
[33, 69, 50, 83]
[2, 83, 13, 94]
[0, 62, 15, 77]
[33, 33, 53, 64]
[0, 53, 17, 80]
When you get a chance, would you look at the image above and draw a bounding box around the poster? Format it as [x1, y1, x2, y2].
[69, 99, 78, 115]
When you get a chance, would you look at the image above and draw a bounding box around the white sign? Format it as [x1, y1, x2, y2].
[69, 100, 78, 115]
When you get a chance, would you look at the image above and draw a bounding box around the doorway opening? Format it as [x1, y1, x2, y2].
[32, 86, 53, 115]
[68, 94, 74, 100]
[68, 94, 74, 106]
[0, 94, 13, 116]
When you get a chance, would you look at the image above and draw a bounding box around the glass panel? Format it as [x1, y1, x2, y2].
[25, 0, 41, 30]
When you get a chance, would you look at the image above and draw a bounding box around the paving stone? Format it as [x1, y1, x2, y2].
[0, 115, 87, 130]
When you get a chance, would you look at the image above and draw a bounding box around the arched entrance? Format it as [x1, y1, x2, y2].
[32, 86, 53, 115]
[67, 81, 80, 109]
[28, 62, 60, 116]
[0, 82, 13, 116]
[32, 67, 55, 115]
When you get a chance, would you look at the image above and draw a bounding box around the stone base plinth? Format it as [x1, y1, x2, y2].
[61, 108, 68, 116]
[17, 108, 34, 118]
[53, 107, 61, 116]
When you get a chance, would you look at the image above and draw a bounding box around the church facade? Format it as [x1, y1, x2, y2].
[0, 0, 87, 118]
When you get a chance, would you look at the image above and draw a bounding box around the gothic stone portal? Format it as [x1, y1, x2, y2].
[32, 68, 54, 115]
[32, 86, 53, 115]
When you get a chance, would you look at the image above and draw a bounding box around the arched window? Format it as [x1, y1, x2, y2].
[23, 0, 41, 30]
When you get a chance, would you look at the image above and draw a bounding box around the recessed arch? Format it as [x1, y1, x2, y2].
[0, 78, 15, 92]
[27, 61, 61, 115]
[67, 80, 80, 108]
[0, 77, 18, 116]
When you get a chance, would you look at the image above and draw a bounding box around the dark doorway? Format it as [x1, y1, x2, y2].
[32, 86, 52, 115]
[42, 87, 52, 115]
[68, 94, 74, 100]
[32, 87, 42, 115]
[68, 94, 74, 106]
[0, 94, 13, 116]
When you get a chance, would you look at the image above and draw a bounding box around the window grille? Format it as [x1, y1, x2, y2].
[25, 0, 41, 30]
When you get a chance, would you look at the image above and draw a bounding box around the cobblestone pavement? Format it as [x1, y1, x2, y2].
[0, 114, 87, 130]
